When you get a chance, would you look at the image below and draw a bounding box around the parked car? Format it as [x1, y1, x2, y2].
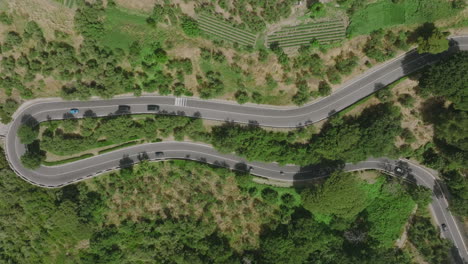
[441, 223, 448, 231]
[69, 108, 79, 115]
[118, 105, 131, 112]
[147, 104, 160, 111]
[155, 152, 164, 158]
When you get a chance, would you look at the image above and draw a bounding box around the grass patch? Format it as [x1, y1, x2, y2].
[43, 153, 94, 166]
[101, 7, 166, 50]
[98, 141, 140, 155]
[348, 0, 459, 36]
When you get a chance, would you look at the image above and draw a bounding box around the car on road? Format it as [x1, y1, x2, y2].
[147, 105, 160, 111]
[155, 152, 164, 158]
[280, 171, 285, 175]
[394, 166, 404, 174]
[441, 223, 448, 231]
[118, 105, 131, 112]
[69, 108, 79, 115]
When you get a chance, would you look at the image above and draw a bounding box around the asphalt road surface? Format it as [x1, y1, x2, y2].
[4, 36, 468, 262]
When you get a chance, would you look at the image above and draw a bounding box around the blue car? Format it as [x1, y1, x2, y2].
[69, 108, 79, 115]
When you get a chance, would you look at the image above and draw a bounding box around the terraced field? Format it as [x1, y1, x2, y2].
[267, 19, 346, 48]
[197, 13, 257, 46]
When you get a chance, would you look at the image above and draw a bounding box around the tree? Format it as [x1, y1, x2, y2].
[0, 99, 18, 124]
[0, 12, 13, 25]
[235, 90, 249, 104]
[74, 2, 105, 40]
[258, 214, 342, 263]
[419, 52, 468, 110]
[301, 171, 375, 223]
[408, 214, 452, 263]
[309, 2, 326, 18]
[318, 81, 331, 96]
[20, 150, 43, 169]
[17, 124, 38, 145]
[181, 16, 200, 37]
[417, 25, 449, 54]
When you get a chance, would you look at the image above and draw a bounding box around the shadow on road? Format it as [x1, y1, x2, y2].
[83, 109, 97, 118]
[292, 160, 345, 188]
[119, 154, 134, 169]
[20, 114, 39, 128]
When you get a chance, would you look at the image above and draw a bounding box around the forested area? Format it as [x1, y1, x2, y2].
[414, 51, 468, 216]
[1, 145, 441, 263]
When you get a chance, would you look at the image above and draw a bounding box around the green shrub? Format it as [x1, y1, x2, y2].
[181, 16, 200, 37]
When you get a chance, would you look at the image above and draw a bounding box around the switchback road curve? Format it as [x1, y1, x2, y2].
[4, 36, 468, 262]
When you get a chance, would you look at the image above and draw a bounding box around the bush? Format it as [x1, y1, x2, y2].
[0, 99, 19, 124]
[327, 67, 341, 84]
[398, 94, 415, 108]
[18, 124, 38, 145]
[181, 16, 200, 37]
[318, 81, 332, 96]
[21, 151, 43, 169]
[0, 12, 13, 25]
[261, 188, 279, 204]
[235, 90, 249, 104]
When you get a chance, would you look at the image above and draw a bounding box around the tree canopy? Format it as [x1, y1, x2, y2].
[419, 52, 468, 110]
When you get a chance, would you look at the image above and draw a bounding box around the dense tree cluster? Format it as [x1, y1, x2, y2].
[416, 23, 449, 54]
[210, 103, 402, 165]
[1, 146, 427, 263]
[39, 115, 207, 156]
[364, 29, 408, 62]
[416, 52, 468, 216]
[419, 52, 467, 110]
[408, 213, 452, 263]
[0, 98, 18, 123]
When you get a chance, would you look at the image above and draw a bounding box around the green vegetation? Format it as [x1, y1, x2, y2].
[302, 171, 382, 225]
[0, 145, 424, 263]
[416, 24, 449, 54]
[348, 0, 460, 36]
[408, 211, 452, 263]
[415, 52, 468, 216]
[364, 29, 408, 62]
[0, 98, 18, 123]
[17, 124, 38, 145]
[419, 52, 467, 110]
[181, 16, 201, 37]
[267, 20, 346, 48]
[198, 13, 257, 47]
[365, 182, 415, 248]
[195, 0, 297, 33]
[39, 115, 206, 156]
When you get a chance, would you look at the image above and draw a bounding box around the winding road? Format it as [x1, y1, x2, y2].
[3, 36, 468, 262]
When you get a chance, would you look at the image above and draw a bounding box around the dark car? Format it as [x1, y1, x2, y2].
[147, 105, 160, 111]
[441, 223, 448, 231]
[118, 105, 131, 112]
[155, 152, 164, 158]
